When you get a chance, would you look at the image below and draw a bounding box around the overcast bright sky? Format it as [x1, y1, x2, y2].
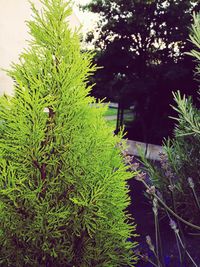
[73, 0, 99, 33]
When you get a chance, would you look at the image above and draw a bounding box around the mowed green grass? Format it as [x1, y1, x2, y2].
[104, 108, 134, 129]
[104, 108, 118, 116]
[104, 108, 133, 117]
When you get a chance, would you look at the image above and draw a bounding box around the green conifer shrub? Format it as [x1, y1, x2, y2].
[0, 0, 137, 266]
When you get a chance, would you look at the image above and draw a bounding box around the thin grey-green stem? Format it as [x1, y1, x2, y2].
[141, 180, 200, 231]
[166, 211, 184, 266]
[154, 213, 160, 266]
[147, 259, 160, 267]
[175, 234, 183, 266]
[177, 231, 198, 267]
[153, 197, 164, 267]
[153, 198, 159, 265]
[152, 249, 163, 267]
[191, 187, 200, 212]
[188, 178, 200, 213]
[188, 232, 200, 236]
[170, 189, 186, 262]
[146, 235, 163, 267]
[138, 253, 159, 267]
[169, 176, 185, 238]
[157, 217, 164, 266]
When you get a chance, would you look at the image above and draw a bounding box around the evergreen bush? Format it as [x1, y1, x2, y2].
[0, 0, 137, 266]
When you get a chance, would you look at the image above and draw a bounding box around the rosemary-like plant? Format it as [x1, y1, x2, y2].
[136, 12, 200, 267]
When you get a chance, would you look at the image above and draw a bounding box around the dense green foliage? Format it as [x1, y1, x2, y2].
[140, 13, 200, 227]
[0, 1, 137, 266]
[83, 0, 200, 143]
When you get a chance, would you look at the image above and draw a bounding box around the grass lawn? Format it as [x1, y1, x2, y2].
[104, 108, 133, 117]
[105, 112, 134, 129]
[102, 107, 135, 129]
[104, 108, 118, 116]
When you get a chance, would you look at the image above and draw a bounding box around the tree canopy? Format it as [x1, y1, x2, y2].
[83, 0, 200, 143]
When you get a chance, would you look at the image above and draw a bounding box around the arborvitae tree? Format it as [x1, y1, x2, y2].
[0, 0, 137, 266]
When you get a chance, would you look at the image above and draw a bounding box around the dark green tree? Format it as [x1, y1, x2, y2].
[83, 0, 200, 143]
[0, 0, 138, 266]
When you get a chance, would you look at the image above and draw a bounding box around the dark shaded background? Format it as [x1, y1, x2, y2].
[83, 0, 200, 144]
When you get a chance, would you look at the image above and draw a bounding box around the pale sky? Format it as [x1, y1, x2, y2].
[0, 0, 99, 95]
[73, 0, 99, 34]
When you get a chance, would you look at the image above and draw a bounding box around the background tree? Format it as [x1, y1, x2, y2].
[83, 0, 200, 144]
[0, 0, 138, 266]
